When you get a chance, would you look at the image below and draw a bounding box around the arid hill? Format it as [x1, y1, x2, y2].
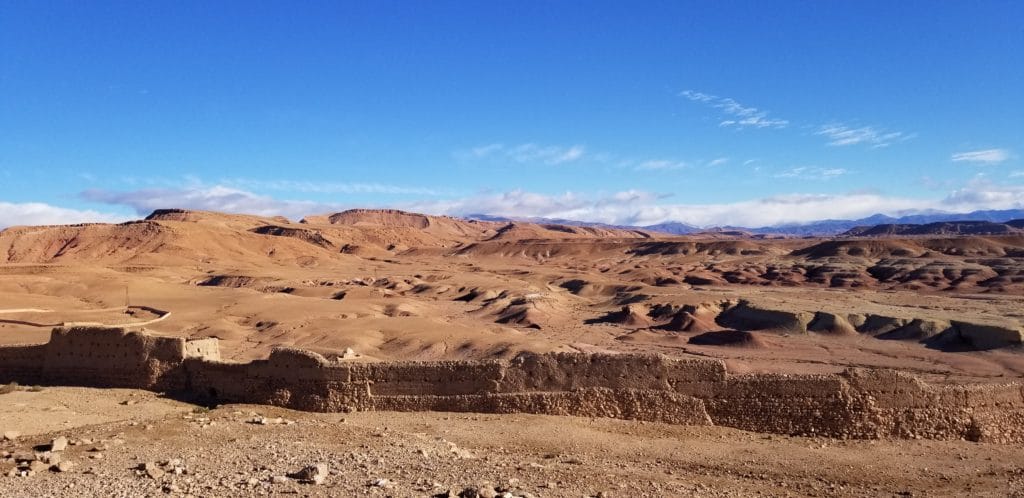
[0, 207, 1022, 383]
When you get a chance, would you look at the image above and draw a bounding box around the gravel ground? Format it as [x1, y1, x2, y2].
[2, 387, 1024, 497]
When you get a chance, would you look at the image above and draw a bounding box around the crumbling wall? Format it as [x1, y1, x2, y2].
[183, 338, 220, 361]
[2, 326, 1023, 443]
[842, 369, 1024, 442]
[369, 388, 713, 426]
[0, 344, 46, 384]
[42, 327, 186, 390]
[497, 352, 725, 393]
[692, 375, 860, 437]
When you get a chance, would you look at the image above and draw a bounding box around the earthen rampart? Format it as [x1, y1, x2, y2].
[1, 327, 1022, 443]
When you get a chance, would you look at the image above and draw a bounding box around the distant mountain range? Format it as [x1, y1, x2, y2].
[465, 209, 1024, 236]
[842, 219, 1024, 237]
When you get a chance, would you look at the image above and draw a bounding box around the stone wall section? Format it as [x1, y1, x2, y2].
[0, 327, 1022, 443]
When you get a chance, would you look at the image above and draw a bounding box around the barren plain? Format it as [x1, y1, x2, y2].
[1, 208, 1023, 496]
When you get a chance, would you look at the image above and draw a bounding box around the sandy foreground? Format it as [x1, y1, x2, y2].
[1, 386, 1023, 497]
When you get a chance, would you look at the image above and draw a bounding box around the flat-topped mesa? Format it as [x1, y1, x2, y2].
[145, 208, 291, 226]
[305, 209, 436, 228]
[0, 327, 1022, 443]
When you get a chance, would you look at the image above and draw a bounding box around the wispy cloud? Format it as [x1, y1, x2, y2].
[680, 90, 788, 129]
[631, 157, 727, 171]
[773, 167, 849, 180]
[951, 148, 1011, 164]
[458, 143, 587, 165]
[0, 201, 129, 229]
[1010, 171, 1024, 178]
[634, 159, 689, 171]
[816, 123, 913, 148]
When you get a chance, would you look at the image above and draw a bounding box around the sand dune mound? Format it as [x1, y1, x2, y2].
[688, 330, 769, 348]
[586, 305, 652, 327]
[558, 279, 642, 299]
[471, 293, 558, 330]
[657, 309, 720, 333]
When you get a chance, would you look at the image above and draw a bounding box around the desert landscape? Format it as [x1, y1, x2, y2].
[5, 1, 1021, 495]
[1, 208, 1023, 496]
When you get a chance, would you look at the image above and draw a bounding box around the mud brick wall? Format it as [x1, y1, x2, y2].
[369, 388, 713, 426]
[2, 326, 1023, 443]
[183, 338, 221, 361]
[348, 359, 504, 396]
[692, 375, 861, 437]
[42, 327, 188, 391]
[0, 344, 46, 384]
[496, 352, 726, 393]
[842, 369, 1024, 442]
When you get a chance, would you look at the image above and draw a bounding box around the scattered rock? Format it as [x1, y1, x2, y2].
[291, 463, 328, 485]
[2, 431, 20, 442]
[140, 462, 165, 480]
[53, 460, 74, 472]
[50, 436, 69, 452]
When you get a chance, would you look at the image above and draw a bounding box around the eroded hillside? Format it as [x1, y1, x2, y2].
[1, 209, 1022, 383]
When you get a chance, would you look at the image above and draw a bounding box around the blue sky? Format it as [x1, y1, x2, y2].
[1, 1, 1022, 227]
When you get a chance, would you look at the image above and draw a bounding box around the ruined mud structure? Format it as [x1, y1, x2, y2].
[1, 327, 1023, 443]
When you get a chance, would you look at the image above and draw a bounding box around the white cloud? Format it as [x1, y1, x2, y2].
[951, 148, 1011, 164]
[0, 201, 129, 229]
[458, 143, 587, 165]
[403, 190, 931, 227]
[681, 90, 788, 129]
[773, 167, 849, 180]
[405, 181, 1024, 228]
[1009, 171, 1024, 178]
[942, 180, 1024, 210]
[80, 186, 346, 220]
[51, 179, 1024, 231]
[706, 157, 729, 167]
[816, 123, 913, 148]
